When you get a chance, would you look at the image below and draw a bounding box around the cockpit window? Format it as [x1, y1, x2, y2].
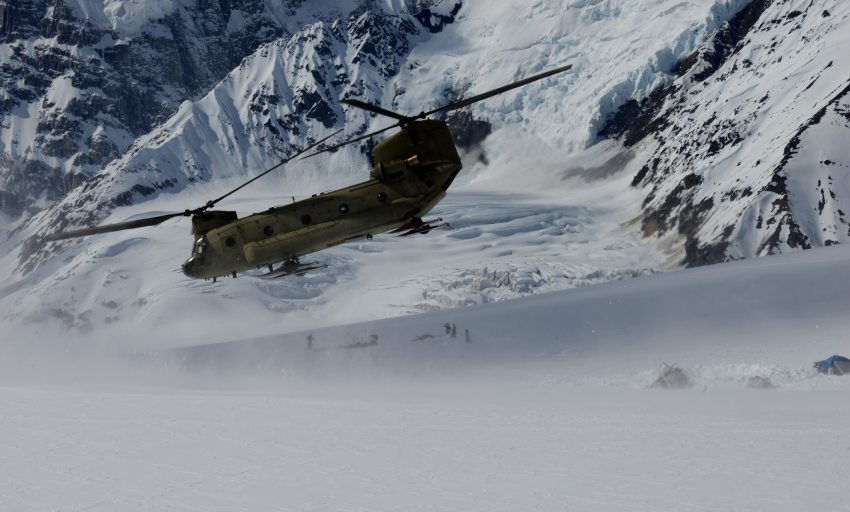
[192, 238, 206, 255]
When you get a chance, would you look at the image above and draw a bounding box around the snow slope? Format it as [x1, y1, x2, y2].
[619, 0, 850, 264]
[159, 242, 850, 382]
[1, 245, 848, 512]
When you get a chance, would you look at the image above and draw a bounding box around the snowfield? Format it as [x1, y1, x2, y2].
[2, 245, 848, 511]
[3, 385, 847, 511]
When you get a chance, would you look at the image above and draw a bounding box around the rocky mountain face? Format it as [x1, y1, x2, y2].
[0, 0, 455, 220]
[1, 0, 288, 216]
[599, 0, 850, 265]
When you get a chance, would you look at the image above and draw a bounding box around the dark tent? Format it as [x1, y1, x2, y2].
[813, 355, 850, 376]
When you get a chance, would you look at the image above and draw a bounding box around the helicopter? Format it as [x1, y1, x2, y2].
[46, 64, 572, 281]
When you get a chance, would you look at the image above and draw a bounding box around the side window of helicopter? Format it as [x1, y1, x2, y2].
[224, 236, 237, 248]
[263, 225, 274, 236]
[339, 203, 349, 214]
[377, 191, 387, 203]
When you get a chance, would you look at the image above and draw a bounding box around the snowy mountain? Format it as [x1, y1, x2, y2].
[0, 0, 457, 218]
[2, 0, 288, 216]
[10, 5, 425, 274]
[1, 0, 848, 338]
[600, 0, 850, 265]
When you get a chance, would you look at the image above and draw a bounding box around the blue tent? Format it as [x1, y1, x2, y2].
[813, 355, 850, 375]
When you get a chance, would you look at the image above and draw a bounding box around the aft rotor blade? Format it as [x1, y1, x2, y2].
[341, 99, 412, 123]
[202, 129, 342, 210]
[423, 64, 573, 117]
[45, 212, 185, 241]
[299, 123, 400, 160]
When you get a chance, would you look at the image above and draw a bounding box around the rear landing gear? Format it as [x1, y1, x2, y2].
[391, 217, 447, 237]
[261, 258, 327, 279]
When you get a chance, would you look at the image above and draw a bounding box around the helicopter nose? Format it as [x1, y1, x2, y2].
[181, 259, 195, 277]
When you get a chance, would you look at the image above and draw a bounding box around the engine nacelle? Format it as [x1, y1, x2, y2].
[191, 210, 238, 236]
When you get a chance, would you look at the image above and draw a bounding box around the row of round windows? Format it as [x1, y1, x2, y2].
[223, 191, 390, 248]
[300, 191, 388, 226]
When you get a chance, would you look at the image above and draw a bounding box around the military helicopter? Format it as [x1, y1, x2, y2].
[46, 65, 572, 281]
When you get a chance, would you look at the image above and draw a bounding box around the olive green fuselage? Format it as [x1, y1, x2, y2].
[181, 120, 462, 280]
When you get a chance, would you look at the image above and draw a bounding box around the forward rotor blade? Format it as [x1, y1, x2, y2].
[299, 123, 400, 160]
[45, 130, 342, 242]
[45, 212, 185, 242]
[423, 64, 572, 117]
[341, 99, 412, 123]
[202, 128, 342, 210]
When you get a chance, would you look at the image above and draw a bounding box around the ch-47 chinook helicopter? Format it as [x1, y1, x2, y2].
[46, 65, 572, 281]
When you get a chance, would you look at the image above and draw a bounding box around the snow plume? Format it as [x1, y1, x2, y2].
[3, 237, 848, 387]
